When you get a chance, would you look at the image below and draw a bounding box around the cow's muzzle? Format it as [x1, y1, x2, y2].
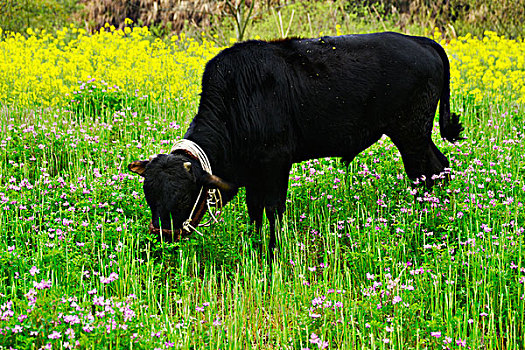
[147, 187, 212, 241]
[148, 222, 190, 242]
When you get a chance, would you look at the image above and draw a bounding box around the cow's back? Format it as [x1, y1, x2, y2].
[193, 32, 445, 165]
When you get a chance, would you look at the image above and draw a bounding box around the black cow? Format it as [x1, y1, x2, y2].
[128, 32, 462, 254]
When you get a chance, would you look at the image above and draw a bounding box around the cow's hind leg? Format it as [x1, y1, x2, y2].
[430, 142, 450, 168]
[389, 131, 448, 187]
[387, 85, 451, 186]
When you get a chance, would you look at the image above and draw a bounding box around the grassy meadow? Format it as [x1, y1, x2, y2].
[1, 22, 525, 349]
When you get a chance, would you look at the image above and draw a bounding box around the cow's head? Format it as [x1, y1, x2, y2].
[128, 153, 232, 241]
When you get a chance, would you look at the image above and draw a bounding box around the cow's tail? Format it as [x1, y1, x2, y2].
[430, 40, 463, 143]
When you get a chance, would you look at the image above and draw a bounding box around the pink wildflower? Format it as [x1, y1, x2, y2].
[48, 330, 62, 339]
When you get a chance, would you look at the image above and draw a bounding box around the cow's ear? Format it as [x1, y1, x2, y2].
[199, 173, 234, 193]
[128, 160, 149, 176]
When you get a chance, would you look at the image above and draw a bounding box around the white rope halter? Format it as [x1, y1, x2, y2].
[170, 139, 222, 236]
[171, 139, 212, 174]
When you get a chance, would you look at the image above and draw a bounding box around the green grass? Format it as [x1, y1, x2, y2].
[1, 35, 525, 350]
[1, 91, 524, 349]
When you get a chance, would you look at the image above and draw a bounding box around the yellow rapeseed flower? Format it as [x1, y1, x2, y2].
[439, 31, 525, 106]
[0, 25, 224, 108]
[0, 25, 523, 110]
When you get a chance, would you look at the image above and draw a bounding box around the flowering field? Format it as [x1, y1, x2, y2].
[1, 23, 524, 349]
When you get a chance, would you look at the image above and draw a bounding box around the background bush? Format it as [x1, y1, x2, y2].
[0, 0, 79, 34]
[1, 0, 524, 40]
[358, 0, 525, 39]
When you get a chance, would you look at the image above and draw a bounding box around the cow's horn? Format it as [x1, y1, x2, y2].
[201, 173, 233, 192]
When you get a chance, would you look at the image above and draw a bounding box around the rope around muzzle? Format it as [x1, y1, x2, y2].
[169, 139, 223, 237]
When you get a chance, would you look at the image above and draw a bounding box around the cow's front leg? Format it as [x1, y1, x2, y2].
[264, 201, 285, 261]
[246, 162, 291, 263]
[246, 186, 265, 254]
[263, 163, 292, 262]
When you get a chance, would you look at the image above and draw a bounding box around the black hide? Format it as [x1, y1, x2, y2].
[130, 32, 463, 254]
